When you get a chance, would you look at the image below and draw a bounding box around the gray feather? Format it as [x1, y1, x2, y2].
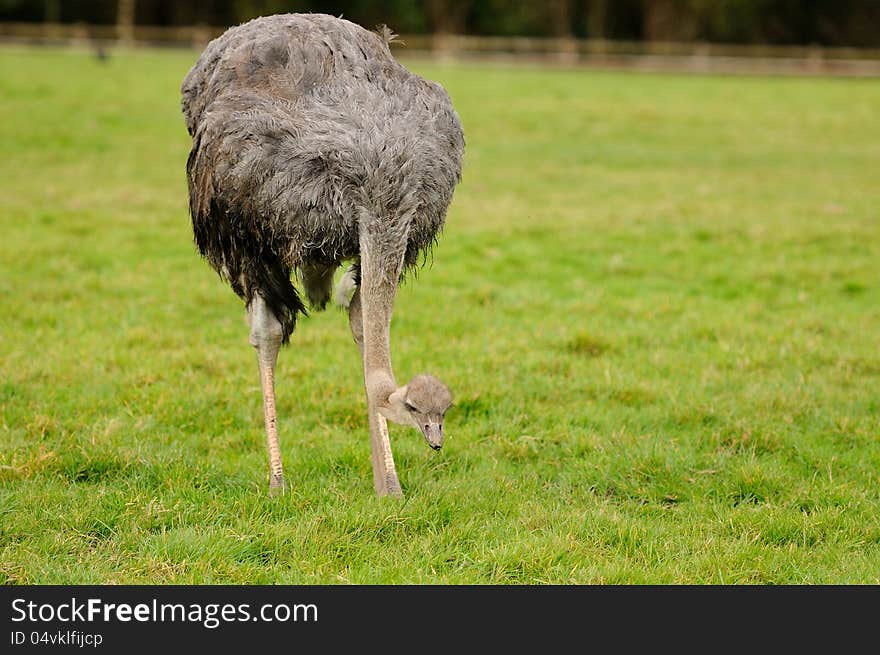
[181, 13, 465, 340]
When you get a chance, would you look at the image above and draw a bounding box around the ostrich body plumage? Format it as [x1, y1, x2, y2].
[182, 13, 464, 341]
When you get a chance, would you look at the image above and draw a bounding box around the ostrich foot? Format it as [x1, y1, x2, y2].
[268, 475, 287, 497]
[373, 412, 403, 498]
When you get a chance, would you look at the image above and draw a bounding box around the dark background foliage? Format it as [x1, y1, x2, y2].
[2, 0, 879, 47]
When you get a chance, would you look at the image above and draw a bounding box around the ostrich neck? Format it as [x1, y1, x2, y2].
[363, 306, 396, 406]
[359, 261, 400, 407]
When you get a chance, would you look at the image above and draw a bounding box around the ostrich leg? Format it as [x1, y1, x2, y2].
[348, 284, 402, 497]
[352, 234, 406, 497]
[248, 295, 286, 494]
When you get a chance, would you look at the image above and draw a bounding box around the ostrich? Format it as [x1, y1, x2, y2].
[181, 14, 464, 497]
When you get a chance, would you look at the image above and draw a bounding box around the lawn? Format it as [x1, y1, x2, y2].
[1, 45, 878, 584]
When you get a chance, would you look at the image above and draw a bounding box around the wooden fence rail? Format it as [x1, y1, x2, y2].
[2, 22, 879, 76]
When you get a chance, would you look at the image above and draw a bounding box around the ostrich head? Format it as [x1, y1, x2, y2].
[379, 374, 453, 450]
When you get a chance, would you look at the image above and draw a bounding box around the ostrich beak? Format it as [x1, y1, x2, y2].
[421, 421, 444, 450]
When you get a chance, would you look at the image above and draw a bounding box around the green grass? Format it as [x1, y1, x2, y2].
[1, 46, 879, 584]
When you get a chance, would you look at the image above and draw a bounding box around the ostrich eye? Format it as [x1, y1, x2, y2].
[405, 402, 418, 412]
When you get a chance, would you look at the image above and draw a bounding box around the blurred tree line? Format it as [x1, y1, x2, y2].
[2, 0, 879, 47]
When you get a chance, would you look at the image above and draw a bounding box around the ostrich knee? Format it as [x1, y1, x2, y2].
[346, 284, 365, 358]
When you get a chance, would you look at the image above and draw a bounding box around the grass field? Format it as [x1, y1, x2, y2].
[1, 45, 878, 584]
